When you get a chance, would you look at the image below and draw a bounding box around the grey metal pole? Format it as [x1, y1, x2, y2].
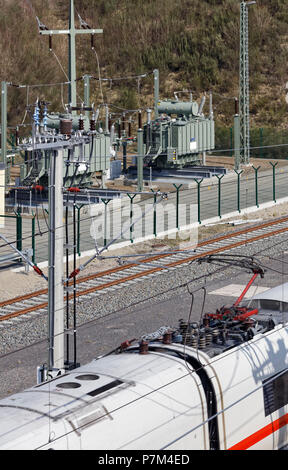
[83, 74, 91, 117]
[1, 81, 7, 173]
[39, 0, 103, 111]
[69, 0, 77, 108]
[154, 69, 159, 119]
[137, 110, 144, 192]
[48, 150, 64, 374]
[137, 130, 144, 192]
[105, 104, 109, 135]
[234, 98, 241, 171]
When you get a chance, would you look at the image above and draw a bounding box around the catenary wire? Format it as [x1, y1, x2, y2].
[32, 325, 288, 449]
[0, 252, 286, 446]
[0, 248, 287, 446]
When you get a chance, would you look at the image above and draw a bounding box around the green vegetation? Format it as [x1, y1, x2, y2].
[1, 0, 288, 133]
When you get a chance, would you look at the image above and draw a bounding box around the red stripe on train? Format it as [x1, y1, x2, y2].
[229, 413, 288, 450]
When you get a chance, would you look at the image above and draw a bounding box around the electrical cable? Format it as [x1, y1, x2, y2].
[0, 254, 286, 447]
[92, 49, 104, 105]
[67, 191, 169, 280]
[0, 255, 248, 361]
[8, 80, 71, 90]
[0, 189, 159, 252]
[86, 188, 100, 257]
[7, 145, 288, 183]
[160, 366, 288, 450]
[77, 134, 95, 187]
[1, 233, 286, 420]
[73, 193, 77, 368]
[65, 192, 70, 368]
[0, 185, 287, 263]
[0, 246, 283, 362]
[89, 71, 153, 83]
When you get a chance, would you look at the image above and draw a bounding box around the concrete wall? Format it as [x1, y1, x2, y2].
[0, 164, 4, 227]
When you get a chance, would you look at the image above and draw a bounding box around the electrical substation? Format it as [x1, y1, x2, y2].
[0, 0, 225, 208]
[0, 0, 256, 206]
[2, 1, 288, 452]
[0, 0, 257, 384]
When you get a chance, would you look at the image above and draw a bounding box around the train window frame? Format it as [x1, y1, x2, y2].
[262, 369, 288, 417]
[260, 300, 280, 311]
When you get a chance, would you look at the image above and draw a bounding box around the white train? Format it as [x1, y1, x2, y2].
[0, 283, 287, 450]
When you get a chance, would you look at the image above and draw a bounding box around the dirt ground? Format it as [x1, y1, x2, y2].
[1, 197, 288, 303]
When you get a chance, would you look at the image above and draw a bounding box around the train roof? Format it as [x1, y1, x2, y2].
[251, 282, 288, 303]
[0, 349, 206, 450]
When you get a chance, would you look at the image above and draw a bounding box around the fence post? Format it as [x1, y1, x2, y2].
[76, 204, 84, 256]
[252, 165, 261, 208]
[16, 209, 22, 252]
[234, 170, 243, 213]
[101, 199, 111, 247]
[194, 179, 203, 224]
[173, 184, 183, 230]
[270, 162, 278, 203]
[151, 189, 157, 237]
[216, 175, 224, 219]
[127, 193, 136, 243]
[32, 214, 36, 264]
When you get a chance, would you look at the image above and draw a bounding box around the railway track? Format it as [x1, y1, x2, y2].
[1, 216, 288, 326]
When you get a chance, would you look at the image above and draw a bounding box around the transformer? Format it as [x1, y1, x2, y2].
[140, 98, 215, 169]
[20, 111, 111, 188]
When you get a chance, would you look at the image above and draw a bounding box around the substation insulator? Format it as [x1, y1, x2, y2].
[79, 115, 84, 131]
[90, 116, 96, 132]
[60, 119, 72, 136]
[128, 120, 132, 138]
[138, 110, 142, 129]
[15, 127, 19, 146]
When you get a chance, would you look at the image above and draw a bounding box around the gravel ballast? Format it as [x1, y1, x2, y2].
[0, 226, 287, 356]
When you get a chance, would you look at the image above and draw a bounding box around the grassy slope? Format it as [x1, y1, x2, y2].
[0, 0, 288, 129]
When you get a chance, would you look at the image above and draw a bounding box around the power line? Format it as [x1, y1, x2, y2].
[161, 366, 288, 450]
[34, 323, 288, 449]
[0, 245, 285, 362]
[0, 243, 287, 447]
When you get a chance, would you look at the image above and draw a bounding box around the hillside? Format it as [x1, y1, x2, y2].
[1, 0, 288, 134]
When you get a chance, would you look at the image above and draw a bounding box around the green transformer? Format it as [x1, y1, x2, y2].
[141, 98, 215, 168]
[21, 112, 111, 188]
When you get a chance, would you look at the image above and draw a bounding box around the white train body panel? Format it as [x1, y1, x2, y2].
[0, 323, 287, 450]
[209, 324, 288, 449]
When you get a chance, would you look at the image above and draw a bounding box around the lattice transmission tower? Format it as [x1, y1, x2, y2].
[239, 1, 256, 165]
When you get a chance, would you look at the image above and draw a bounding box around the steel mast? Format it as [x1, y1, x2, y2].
[239, 1, 256, 166]
[39, 0, 103, 109]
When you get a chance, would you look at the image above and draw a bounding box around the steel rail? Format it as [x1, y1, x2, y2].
[1, 216, 288, 323]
